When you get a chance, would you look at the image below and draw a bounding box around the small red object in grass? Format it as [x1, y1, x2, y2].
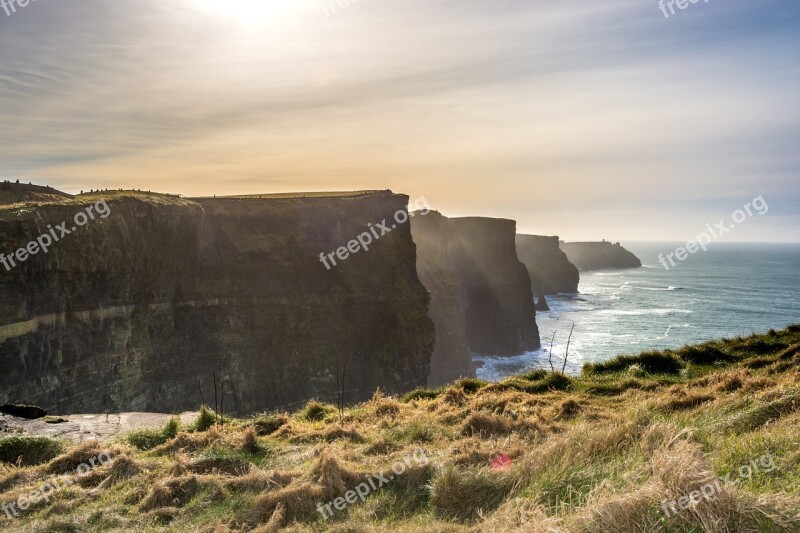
[491, 453, 512, 471]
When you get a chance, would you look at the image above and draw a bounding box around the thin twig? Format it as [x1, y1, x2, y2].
[549, 331, 557, 372]
[341, 362, 346, 422]
[562, 322, 575, 374]
[213, 372, 219, 424]
[220, 378, 225, 427]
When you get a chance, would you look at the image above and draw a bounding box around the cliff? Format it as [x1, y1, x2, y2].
[560, 241, 642, 270]
[0, 190, 434, 415]
[412, 211, 540, 387]
[515, 234, 579, 295]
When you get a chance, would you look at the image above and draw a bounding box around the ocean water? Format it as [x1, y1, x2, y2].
[475, 242, 800, 381]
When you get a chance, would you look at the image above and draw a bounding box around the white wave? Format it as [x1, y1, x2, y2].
[473, 348, 583, 382]
[598, 308, 693, 316]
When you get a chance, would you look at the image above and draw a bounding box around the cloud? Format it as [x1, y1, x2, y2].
[1, 0, 798, 239]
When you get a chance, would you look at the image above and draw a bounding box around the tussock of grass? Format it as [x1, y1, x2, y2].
[139, 475, 200, 511]
[402, 388, 442, 403]
[659, 391, 715, 411]
[195, 406, 220, 431]
[150, 427, 224, 455]
[0, 435, 62, 466]
[0, 466, 25, 493]
[243, 482, 323, 525]
[778, 342, 800, 361]
[391, 418, 437, 443]
[675, 344, 735, 365]
[431, 464, 518, 521]
[225, 469, 295, 493]
[301, 400, 335, 422]
[127, 416, 181, 450]
[552, 398, 582, 420]
[371, 391, 403, 417]
[584, 350, 684, 375]
[720, 389, 800, 434]
[462, 413, 541, 437]
[486, 372, 573, 394]
[252, 413, 289, 436]
[323, 425, 365, 443]
[454, 378, 488, 394]
[44, 440, 112, 474]
[189, 456, 252, 476]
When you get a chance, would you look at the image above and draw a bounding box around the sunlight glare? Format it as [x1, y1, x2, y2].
[191, 0, 316, 28]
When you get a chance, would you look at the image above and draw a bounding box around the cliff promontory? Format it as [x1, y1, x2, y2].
[412, 211, 540, 387]
[0, 190, 434, 415]
[560, 241, 642, 270]
[515, 234, 579, 295]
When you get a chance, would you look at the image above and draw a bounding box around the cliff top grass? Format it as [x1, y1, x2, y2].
[2, 325, 800, 532]
[0, 188, 394, 221]
[0, 190, 199, 220]
[192, 190, 393, 200]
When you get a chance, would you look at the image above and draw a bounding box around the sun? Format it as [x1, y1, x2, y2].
[190, 0, 314, 28]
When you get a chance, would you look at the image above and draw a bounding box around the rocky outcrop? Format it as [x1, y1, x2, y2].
[560, 241, 642, 270]
[412, 211, 540, 387]
[0, 190, 434, 415]
[515, 234, 579, 295]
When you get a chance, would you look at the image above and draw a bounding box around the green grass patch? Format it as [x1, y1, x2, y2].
[584, 350, 684, 375]
[675, 344, 735, 365]
[487, 372, 573, 394]
[300, 400, 335, 422]
[402, 388, 442, 403]
[0, 435, 63, 466]
[391, 418, 437, 443]
[454, 378, 488, 394]
[127, 416, 181, 450]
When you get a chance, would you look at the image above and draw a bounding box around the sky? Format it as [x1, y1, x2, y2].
[1, 0, 798, 241]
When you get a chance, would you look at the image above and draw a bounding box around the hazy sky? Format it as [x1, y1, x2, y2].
[1, 0, 798, 241]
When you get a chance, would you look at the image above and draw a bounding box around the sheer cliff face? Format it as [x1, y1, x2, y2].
[0, 192, 434, 415]
[515, 235, 580, 295]
[559, 241, 642, 271]
[412, 212, 540, 386]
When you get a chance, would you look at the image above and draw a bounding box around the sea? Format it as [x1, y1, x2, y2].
[474, 242, 800, 381]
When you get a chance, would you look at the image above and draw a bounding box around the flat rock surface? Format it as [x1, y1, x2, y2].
[0, 412, 198, 443]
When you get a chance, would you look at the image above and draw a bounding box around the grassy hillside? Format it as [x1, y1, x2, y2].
[2, 326, 800, 532]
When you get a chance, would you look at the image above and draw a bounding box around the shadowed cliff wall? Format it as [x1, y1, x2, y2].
[0, 191, 434, 415]
[412, 212, 540, 387]
[515, 234, 579, 296]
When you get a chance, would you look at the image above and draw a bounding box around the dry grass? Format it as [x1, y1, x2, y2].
[139, 475, 200, 511]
